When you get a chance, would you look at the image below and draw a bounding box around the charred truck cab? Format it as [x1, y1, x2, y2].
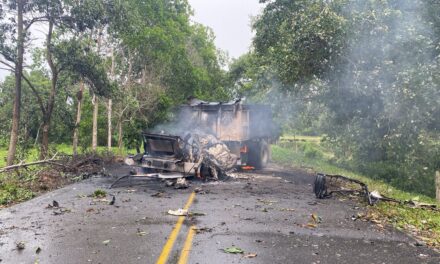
[181, 99, 279, 169]
[125, 99, 279, 179]
[140, 133, 199, 176]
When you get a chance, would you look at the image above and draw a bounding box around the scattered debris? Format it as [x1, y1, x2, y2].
[306, 223, 317, 229]
[257, 198, 278, 205]
[314, 173, 440, 212]
[244, 253, 257, 258]
[193, 227, 213, 234]
[314, 173, 372, 205]
[52, 208, 71, 216]
[311, 213, 322, 224]
[46, 200, 60, 209]
[16, 241, 25, 250]
[167, 209, 188, 216]
[302, 214, 322, 229]
[194, 187, 208, 194]
[223, 247, 244, 254]
[136, 228, 148, 236]
[109, 196, 116, 205]
[151, 192, 165, 198]
[188, 212, 206, 217]
[175, 178, 189, 189]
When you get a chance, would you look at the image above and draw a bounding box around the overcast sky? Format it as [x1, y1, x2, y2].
[188, 0, 263, 59]
[0, 1, 263, 81]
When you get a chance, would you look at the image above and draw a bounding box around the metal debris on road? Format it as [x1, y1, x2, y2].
[193, 227, 213, 234]
[16, 241, 25, 250]
[109, 195, 116, 205]
[167, 208, 188, 216]
[188, 212, 206, 217]
[136, 228, 148, 236]
[314, 173, 440, 211]
[151, 192, 165, 198]
[174, 178, 189, 189]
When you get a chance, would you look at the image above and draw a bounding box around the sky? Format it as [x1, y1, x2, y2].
[0, 0, 263, 81]
[188, 0, 263, 59]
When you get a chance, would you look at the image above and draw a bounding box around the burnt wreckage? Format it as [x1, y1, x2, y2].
[113, 99, 279, 186]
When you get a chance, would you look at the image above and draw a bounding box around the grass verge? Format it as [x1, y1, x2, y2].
[272, 137, 440, 248]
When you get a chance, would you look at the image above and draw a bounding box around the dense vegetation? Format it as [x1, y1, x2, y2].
[0, 0, 439, 199]
[0, 0, 229, 164]
[230, 0, 440, 197]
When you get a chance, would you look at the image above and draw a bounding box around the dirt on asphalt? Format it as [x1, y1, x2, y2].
[0, 163, 439, 264]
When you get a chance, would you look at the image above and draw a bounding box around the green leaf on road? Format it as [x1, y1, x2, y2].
[223, 247, 244, 254]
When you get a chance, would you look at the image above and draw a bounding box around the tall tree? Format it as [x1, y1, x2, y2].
[72, 81, 84, 155]
[1, 0, 43, 165]
[7, 0, 24, 165]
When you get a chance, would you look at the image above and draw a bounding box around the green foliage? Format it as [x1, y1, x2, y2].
[254, 0, 348, 86]
[53, 39, 115, 98]
[92, 189, 106, 198]
[249, 0, 440, 196]
[0, 182, 34, 205]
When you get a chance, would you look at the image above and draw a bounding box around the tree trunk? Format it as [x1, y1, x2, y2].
[92, 95, 98, 151]
[40, 20, 57, 159]
[72, 81, 84, 155]
[40, 119, 50, 159]
[107, 99, 112, 151]
[91, 28, 103, 152]
[6, 0, 24, 166]
[118, 119, 123, 154]
[107, 47, 115, 151]
[436, 171, 440, 203]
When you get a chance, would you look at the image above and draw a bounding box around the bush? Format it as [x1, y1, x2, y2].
[302, 142, 324, 159]
[0, 183, 34, 205]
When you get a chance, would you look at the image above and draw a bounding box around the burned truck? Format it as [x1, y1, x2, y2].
[125, 99, 279, 180]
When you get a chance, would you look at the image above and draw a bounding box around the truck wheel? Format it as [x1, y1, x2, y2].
[249, 141, 270, 169]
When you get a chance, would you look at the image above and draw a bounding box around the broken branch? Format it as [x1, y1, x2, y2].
[0, 153, 61, 173]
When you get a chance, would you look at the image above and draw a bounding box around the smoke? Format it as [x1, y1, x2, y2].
[149, 98, 280, 142]
[316, 0, 440, 194]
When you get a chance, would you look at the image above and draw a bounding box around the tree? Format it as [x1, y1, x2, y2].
[0, 0, 40, 165]
[25, 0, 111, 158]
[251, 0, 440, 195]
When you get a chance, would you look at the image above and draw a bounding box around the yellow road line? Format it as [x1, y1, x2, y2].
[156, 192, 196, 264]
[177, 226, 196, 264]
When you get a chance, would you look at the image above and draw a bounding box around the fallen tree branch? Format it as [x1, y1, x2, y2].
[0, 153, 62, 173]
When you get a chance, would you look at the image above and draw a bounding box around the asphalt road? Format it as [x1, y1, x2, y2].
[0, 164, 439, 264]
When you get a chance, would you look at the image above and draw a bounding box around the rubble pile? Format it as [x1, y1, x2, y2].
[182, 131, 238, 178]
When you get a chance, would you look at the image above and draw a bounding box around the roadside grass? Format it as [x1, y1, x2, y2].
[280, 135, 322, 143]
[272, 138, 440, 247]
[0, 144, 135, 206]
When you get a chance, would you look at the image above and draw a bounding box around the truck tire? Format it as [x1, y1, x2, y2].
[248, 140, 270, 169]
